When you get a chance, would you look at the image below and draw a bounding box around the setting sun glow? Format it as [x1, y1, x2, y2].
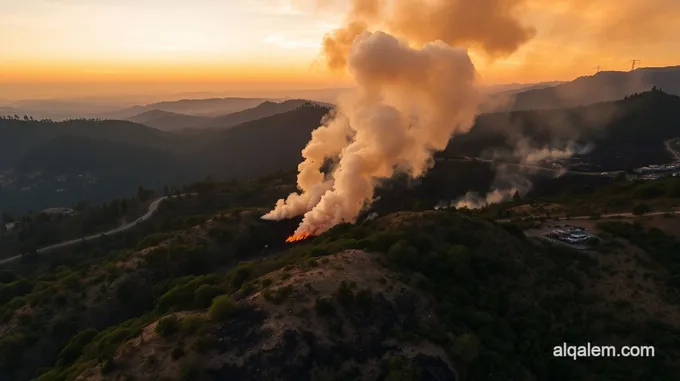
[2, 0, 680, 98]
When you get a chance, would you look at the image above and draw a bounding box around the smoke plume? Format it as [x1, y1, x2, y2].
[322, 0, 535, 71]
[264, 0, 537, 236]
[454, 141, 593, 209]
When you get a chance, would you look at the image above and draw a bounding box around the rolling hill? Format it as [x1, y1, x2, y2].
[196, 105, 332, 179]
[127, 110, 209, 131]
[3, 90, 679, 215]
[0, 106, 332, 214]
[104, 97, 270, 120]
[198, 99, 333, 130]
[127, 99, 334, 131]
[0, 118, 173, 166]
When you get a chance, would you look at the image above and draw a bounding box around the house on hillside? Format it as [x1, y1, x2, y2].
[41, 207, 76, 217]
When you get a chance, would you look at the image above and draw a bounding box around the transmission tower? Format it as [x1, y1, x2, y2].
[631, 60, 641, 71]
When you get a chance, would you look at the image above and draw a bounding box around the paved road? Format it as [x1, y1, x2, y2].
[497, 209, 679, 223]
[0, 194, 188, 266]
[438, 157, 624, 177]
[666, 138, 680, 160]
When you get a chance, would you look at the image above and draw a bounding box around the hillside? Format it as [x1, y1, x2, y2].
[16, 135, 187, 180]
[447, 89, 680, 170]
[127, 110, 209, 131]
[501, 65, 680, 111]
[0, 118, 172, 166]
[0, 106, 332, 214]
[1, 176, 679, 381]
[195, 105, 332, 180]
[3, 90, 679, 216]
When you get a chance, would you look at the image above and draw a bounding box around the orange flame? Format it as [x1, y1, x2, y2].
[285, 232, 312, 243]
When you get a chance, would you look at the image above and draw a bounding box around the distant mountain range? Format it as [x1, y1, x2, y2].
[483, 81, 565, 95]
[0, 96, 332, 122]
[494, 65, 680, 111]
[127, 110, 210, 131]
[103, 97, 271, 120]
[127, 99, 334, 131]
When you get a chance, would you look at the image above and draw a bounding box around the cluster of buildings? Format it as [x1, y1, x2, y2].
[545, 225, 591, 244]
[42, 207, 76, 217]
[630, 162, 680, 181]
[633, 162, 680, 174]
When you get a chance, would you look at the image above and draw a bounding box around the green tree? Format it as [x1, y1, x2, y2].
[210, 295, 239, 321]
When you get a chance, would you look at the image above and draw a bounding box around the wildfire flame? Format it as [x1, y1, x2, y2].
[285, 232, 311, 243]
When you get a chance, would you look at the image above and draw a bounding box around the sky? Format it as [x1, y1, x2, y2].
[1, 0, 679, 99]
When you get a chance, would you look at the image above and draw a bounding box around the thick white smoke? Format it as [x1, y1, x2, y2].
[263, 0, 537, 236]
[263, 32, 481, 235]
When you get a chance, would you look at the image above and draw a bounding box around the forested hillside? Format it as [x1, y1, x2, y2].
[0, 106, 330, 214]
[1, 175, 678, 381]
[3, 90, 679, 215]
[446, 89, 680, 170]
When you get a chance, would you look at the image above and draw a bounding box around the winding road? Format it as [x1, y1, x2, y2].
[3, 139, 678, 267]
[0, 194, 188, 266]
[666, 138, 680, 161]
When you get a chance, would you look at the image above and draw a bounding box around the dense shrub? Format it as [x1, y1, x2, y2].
[57, 328, 98, 365]
[180, 315, 207, 335]
[210, 295, 239, 321]
[194, 285, 222, 308]
[155, 315, 181, 337]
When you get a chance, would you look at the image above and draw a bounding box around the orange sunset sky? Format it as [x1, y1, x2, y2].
[2, 0, 680, 99]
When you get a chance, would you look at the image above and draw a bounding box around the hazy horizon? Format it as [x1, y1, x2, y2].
[3, 0, 680, 100]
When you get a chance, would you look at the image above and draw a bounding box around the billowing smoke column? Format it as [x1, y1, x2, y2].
[263, 0, 536, 238]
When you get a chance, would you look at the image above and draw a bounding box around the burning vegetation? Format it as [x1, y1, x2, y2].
[285, 232, 312, 243]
